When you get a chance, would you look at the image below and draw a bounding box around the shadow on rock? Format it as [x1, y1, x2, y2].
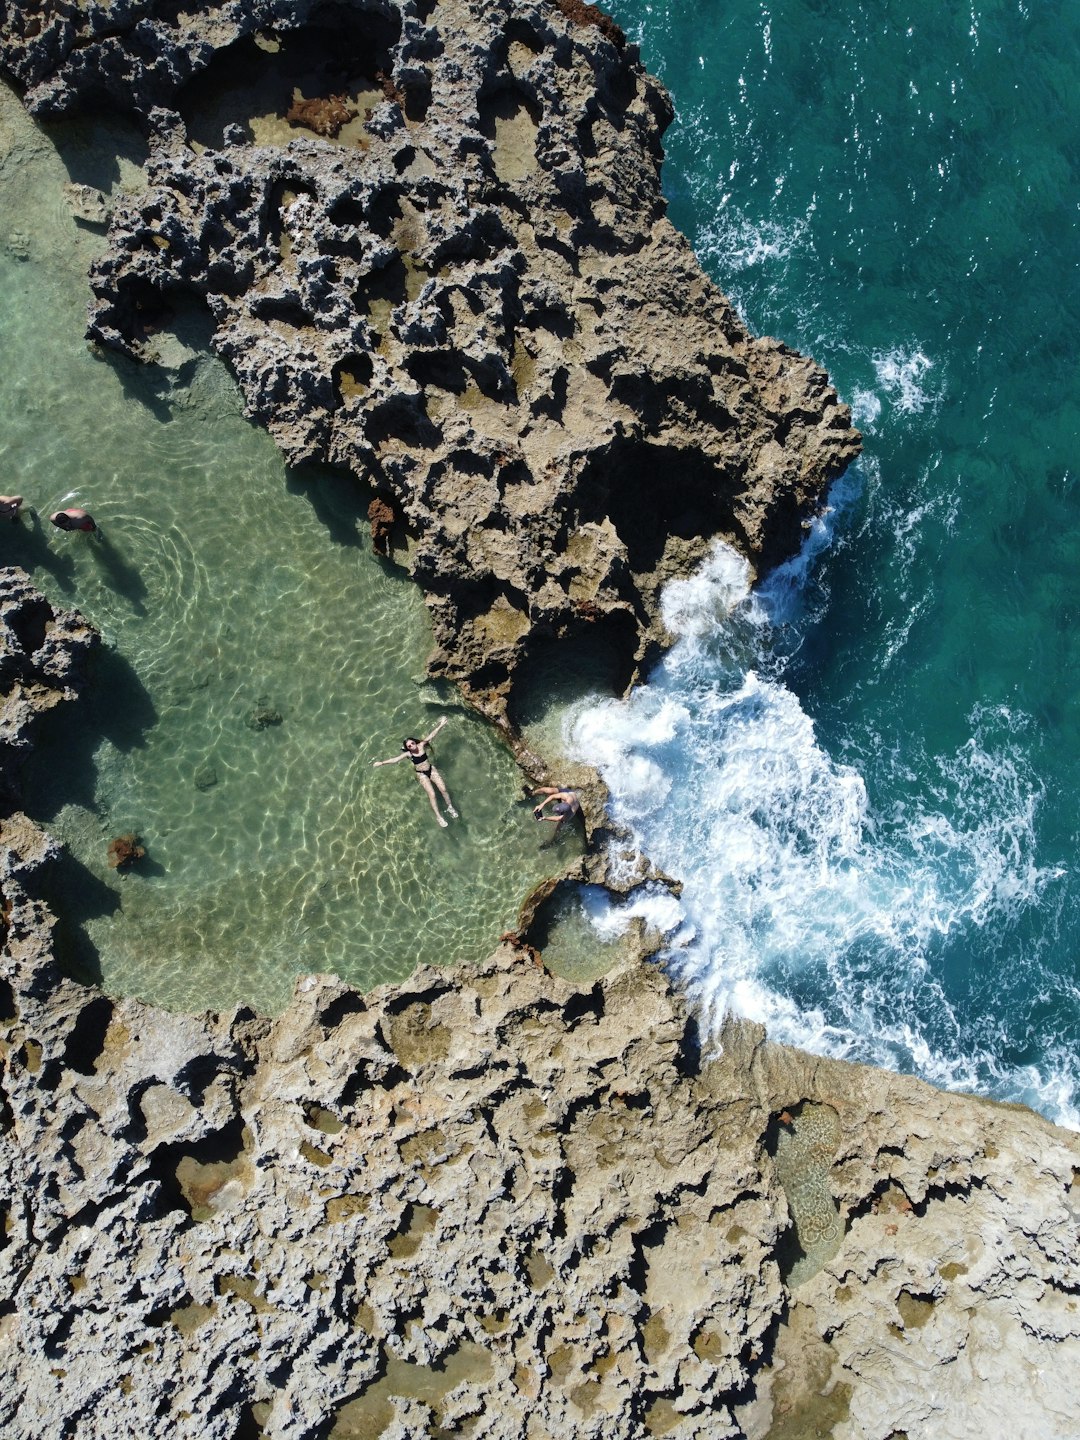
[43, 111, 149, 196]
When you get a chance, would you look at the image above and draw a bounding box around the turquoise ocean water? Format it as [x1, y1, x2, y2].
[573, 0, 1080, 1123]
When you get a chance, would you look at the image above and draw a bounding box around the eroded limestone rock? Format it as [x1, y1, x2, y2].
[3, 938, 1079, 1440]
[0, 574, 1078, 1438]
[0, 0, 860, 723]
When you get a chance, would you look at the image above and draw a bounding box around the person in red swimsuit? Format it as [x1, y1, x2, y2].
[50, 507, 97, 533]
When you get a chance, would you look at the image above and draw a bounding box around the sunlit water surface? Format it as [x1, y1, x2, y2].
[0, 85, 573, 1015]
[567, 0, 1080, 1125]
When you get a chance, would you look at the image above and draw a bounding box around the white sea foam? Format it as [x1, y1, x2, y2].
[696, 205, 811, 276]
[566, 524, 1073, 1126]
[849, 388, 882, 431]
[578, 884, 685, 943]
[872, 345, 941, 415]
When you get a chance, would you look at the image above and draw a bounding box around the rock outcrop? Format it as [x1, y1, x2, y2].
[1, 574, 1079, 1439]
[5, 7, 1072, 1440]
[0, 0, 859, 722]
[3, 926, 1080, 1439]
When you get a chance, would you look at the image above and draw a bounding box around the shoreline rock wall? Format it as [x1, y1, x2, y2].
[3, 6, 1077, 1438]
[1, 0, 858, 723]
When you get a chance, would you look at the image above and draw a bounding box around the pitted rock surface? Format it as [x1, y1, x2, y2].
[0, 0, 860, 721]
[0, 576, 1079, 1438]
[3, 945, 1080, 1440]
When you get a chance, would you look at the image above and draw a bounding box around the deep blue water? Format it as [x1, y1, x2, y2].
[578, 0, 1080, 1122]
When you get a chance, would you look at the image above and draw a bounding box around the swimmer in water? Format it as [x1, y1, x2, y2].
[0, 496, 24, 523]
[373, 716, 458, 828]
[532, 785, 582, 834]
[50, 507, 97, 534]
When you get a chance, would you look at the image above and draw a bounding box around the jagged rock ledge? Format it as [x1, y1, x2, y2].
[2, 589, 1080, 1439]
[3, 6, 1079, 1438]
[1, 0, 858, 727]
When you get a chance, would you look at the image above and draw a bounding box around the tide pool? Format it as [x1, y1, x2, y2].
[577, 0, 1080, 1123]
[0, 84, 574, 1015]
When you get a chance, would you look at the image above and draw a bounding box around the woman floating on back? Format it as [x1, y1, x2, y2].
[373, 716, 459, 828]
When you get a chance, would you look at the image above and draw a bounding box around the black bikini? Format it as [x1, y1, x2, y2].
[407, 750, 433, 776]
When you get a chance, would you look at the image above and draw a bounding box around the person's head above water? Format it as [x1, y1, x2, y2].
[402, 738, 420, 751]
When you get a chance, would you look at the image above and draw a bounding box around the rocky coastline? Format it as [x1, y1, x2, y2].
[1, 579, 1079, 1439]
[1, 0, 858, 728]
[2, 3, 1079, 1438]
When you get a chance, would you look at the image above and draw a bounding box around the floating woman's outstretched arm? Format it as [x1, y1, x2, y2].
[421, 716, 448, 746]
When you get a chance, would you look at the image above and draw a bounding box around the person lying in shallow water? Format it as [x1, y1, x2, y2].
[0, 496, 24, 523]
[532, 785, 581, 834]
[372, 716, 459, 828]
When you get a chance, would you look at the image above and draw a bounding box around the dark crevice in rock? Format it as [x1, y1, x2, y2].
[6, 595, 51, 657]
[60, 994, 114, 1075]
[561, 986, 602, 1028]
[673, 1013, 702, 1079]
[318, 990, 367, 1032]
[176, 7, 403, 151]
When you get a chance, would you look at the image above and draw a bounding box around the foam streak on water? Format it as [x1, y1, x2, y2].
[567, 524, 1074, 1126]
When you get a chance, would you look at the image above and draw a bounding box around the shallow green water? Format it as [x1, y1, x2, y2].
[0, 85, 573, 1015]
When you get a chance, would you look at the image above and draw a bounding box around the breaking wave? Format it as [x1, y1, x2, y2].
[565, 514, 1074, 1127]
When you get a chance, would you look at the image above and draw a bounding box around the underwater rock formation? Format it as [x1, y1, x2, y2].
[0, 0, 859, 722]
[106, 832, 145, 869]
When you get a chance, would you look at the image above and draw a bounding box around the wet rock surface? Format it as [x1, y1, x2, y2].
[0, 0, 859, 723]
[0, 577, 1078, 1439]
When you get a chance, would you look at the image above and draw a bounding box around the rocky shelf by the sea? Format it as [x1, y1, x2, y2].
[1, 0, 858, 730]
[1, 3, 1079, 1439]
[2, 575, 1079, 1440]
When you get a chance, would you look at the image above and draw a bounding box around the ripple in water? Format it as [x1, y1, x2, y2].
[1, 85, 573, 1015]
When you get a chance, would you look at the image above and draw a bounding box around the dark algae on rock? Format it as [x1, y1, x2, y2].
[0, 0, 858, 727]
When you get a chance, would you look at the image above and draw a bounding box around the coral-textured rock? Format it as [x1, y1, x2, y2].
[106, 832, 145, 869]
[0, 0, 860, 723]
[2, 931, 1079, 1439]
[0, 567, 97, 799]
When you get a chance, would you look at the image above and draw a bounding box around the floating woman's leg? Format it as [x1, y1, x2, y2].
[418, 774, 448, 827]
[430, 765, 457, 819]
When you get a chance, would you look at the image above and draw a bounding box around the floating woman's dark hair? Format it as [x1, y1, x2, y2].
[402, 737, 419, 750]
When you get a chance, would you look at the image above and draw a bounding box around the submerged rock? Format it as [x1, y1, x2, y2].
[193, 761, 218, 790]
[245, 701, 283, 731]
[62, 180, 111, 227]
[106, 832, 145, 869]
